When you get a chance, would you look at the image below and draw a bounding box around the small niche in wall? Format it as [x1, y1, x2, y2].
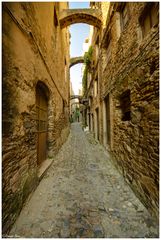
[120, 90, 131, 121]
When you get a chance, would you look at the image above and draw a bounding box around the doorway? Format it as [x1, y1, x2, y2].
[91, 114, 94, 132]
[95, 108, 99, 141]
[103, 94, 110, 146]
[36, 83, 48, 166]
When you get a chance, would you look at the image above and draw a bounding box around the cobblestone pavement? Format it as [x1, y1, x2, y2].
[10, 123, 159, 238]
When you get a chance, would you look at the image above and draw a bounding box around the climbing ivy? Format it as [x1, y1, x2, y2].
[82, 46, 93, 95]
[84, 46, 93, 66]
[82, 66, 87, 95]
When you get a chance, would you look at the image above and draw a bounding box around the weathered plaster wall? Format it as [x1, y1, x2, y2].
[2, 2, 70, 233]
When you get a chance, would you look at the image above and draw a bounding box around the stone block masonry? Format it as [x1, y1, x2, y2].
[103, 3, 159, 219]
[2, 2, 70, 234]
[86, 2, 159, 219]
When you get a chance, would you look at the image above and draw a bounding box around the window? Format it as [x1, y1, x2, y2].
[120, 90, 131, 121]
[140, 3, 159, 38]
[104, 33, 111, 63]
[95, 36, 99, 59]
[54, 7, 58, 27]
[121, 3, 129, 30]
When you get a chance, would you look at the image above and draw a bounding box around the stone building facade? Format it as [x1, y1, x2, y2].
[2, 2, 70, 233]
[85, 2, 159, 219]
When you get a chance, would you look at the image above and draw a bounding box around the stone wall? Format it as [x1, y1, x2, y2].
[101, 2, 159, 218]
[2, 2, 70, 234]
[87, 2, 159, 219]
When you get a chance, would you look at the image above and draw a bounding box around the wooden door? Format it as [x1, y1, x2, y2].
[36, 86, 48, 166]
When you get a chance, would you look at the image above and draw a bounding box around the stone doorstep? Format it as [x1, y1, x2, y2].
[38, 158, 53, 181]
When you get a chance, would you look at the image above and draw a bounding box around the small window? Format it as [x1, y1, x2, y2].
[139, 3, 159, 38]
[54, 7, 58, 27]
[120, 3, 129, 30]
[120, 90, 131, 121]
[104, 33, 111, 63]
[96, 36, 99, 45]
[95, 36, 99, 59]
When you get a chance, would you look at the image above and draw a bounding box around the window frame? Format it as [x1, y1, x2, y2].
[139, 2, 159, 38]
[120, 3, 129, 31]
[119, 90, 131, 121]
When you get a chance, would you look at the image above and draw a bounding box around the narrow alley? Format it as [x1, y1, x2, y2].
[2, 2, 159, 237]
[10, 123, 158, 238]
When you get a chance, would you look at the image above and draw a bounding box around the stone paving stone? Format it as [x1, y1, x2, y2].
[9, 123, 159, 238]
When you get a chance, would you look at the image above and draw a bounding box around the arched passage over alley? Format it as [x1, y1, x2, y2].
[70, 95, 82, 100]
[70, 56, 84, 68]
[2, 1, 159, 237]
[59, 9, 102, 28]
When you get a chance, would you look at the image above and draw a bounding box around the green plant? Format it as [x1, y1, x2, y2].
[82, 65, 87, 95]
[84, 46, 93, 66]
[82, 46, 93, 95]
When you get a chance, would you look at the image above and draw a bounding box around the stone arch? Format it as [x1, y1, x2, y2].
[70, 95, 82, 100]
[59, 9, 102, 28]
[70, 57, 84, 68]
